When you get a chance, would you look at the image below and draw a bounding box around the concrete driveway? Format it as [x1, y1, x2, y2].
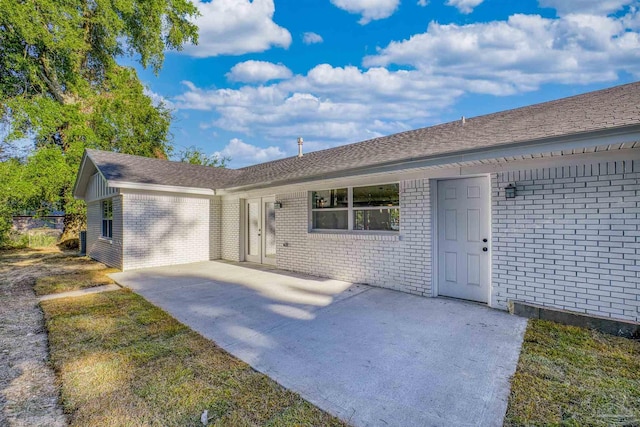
[111, 261, 527, 427]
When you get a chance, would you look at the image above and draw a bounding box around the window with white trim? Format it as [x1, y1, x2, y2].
[311, 183, 399, 231]
[101, 199, 113, 239]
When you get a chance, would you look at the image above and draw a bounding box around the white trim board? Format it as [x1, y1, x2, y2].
[459, 147, 640, 175]
[109, 180, 215, 196]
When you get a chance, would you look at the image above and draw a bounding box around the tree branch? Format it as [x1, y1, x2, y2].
[38, 55, 65, 104]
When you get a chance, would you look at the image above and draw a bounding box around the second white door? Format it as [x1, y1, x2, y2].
[437, 177, 490, 303]
[246, 197, 277, 265]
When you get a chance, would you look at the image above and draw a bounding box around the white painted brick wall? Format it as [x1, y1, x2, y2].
[121, 192, 210, 270]
[221, 198, 241, 261]
[274, 179, 432, 296]
[492, 160, 640, 322]
[86, 196, 123, 269]
[210, 198, 222, 260]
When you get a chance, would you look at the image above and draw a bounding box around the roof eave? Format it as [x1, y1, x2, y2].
[109, 180, 216, 196]
[220, 123, 640, 193]
[71, 152, 87, 200]
[72, 150, 98, 200]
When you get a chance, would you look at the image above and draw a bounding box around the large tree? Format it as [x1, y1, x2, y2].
[0, 0, 199, 241]
[178, 145, 229, 167]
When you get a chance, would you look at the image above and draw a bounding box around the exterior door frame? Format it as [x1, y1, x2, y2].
[244, 196, 276, 265]
[432, 175, 492, 305]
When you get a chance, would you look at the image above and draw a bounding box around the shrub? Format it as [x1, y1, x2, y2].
[58, 238, 79, 250]
[1, 228, 61, 249]
[25, 229, 61, 248]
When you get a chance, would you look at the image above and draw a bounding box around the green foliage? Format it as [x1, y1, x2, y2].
[0, 158, 27, 247]
[22, 146, 70, 212]
[0, 0, 201, 241]
[91, 68, 173, 157]
[0, 0, 199, 106]
[178, 145, 230, 167]
[0, 204, 14, 248]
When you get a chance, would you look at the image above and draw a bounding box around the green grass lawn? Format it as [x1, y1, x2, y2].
[34, 268, 119, 296]
[41, 289, 348, 426]
[504, 319, 640, 427]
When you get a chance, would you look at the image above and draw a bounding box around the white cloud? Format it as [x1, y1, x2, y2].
[538, 0, 636, 15]
[302, 32, 324, 44]
[174, 64, 475, 147]
[364, 12, 640, 92]
[182, 0, 291, 57]
[226, 60, 293, 83]
[446, 0, 484, 14]
[174, 10, 640, 159]
[214, 138, 286, 166]
[417, 0, 429, 6]
[330, 0, 400, 24]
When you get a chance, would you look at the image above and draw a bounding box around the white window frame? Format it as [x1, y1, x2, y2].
[309, 188, 350, 230]
[101, 199, 113, 241]
[310, 183, 400, 232]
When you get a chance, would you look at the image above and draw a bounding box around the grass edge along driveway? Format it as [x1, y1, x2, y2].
[41, 288, 348, 426]
[504, 319, 640, 427]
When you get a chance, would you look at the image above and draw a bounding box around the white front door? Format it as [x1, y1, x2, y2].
[437, 177, 490, 303]
[245, 197, 277, 265]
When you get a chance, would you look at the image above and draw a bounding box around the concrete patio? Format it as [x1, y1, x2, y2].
[111, 261, 527, 427]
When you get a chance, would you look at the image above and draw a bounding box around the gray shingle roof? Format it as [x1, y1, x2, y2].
[86, 149, 242, 189]
[86, 81, 640, 192]
[232, 81, 640, 188]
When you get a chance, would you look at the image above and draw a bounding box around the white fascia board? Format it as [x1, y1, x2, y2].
[221, 125, 640, 193]
[460, 146, 640, 175]
[108, 180, 216, 196]
[72, 154, 89, 200]
[73, 153, 105, 200]
[73, 152, 113, 200]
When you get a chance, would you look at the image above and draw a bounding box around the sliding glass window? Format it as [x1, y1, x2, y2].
[310, 184, 399, 232]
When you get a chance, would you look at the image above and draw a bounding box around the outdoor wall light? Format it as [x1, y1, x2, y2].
[274, 201, 283, 209]
[505, 183, 517, 199]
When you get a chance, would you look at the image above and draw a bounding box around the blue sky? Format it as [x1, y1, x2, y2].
[132, 0, 640, 168]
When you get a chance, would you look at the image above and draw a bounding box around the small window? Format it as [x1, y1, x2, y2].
[310, 184, 400, 231]
[311, 189, 349, 230]
[353, 184, 400, 231]
[101, 199, 113, 239]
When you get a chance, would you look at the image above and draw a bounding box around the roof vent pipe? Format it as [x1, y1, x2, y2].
[297, 137, 304, 158]
[461, 116, 466, 125]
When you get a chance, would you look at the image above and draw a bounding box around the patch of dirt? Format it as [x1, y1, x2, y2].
[0, 248, 108, 426]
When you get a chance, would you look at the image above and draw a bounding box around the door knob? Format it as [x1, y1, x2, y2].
[482, 247, 488, 252]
